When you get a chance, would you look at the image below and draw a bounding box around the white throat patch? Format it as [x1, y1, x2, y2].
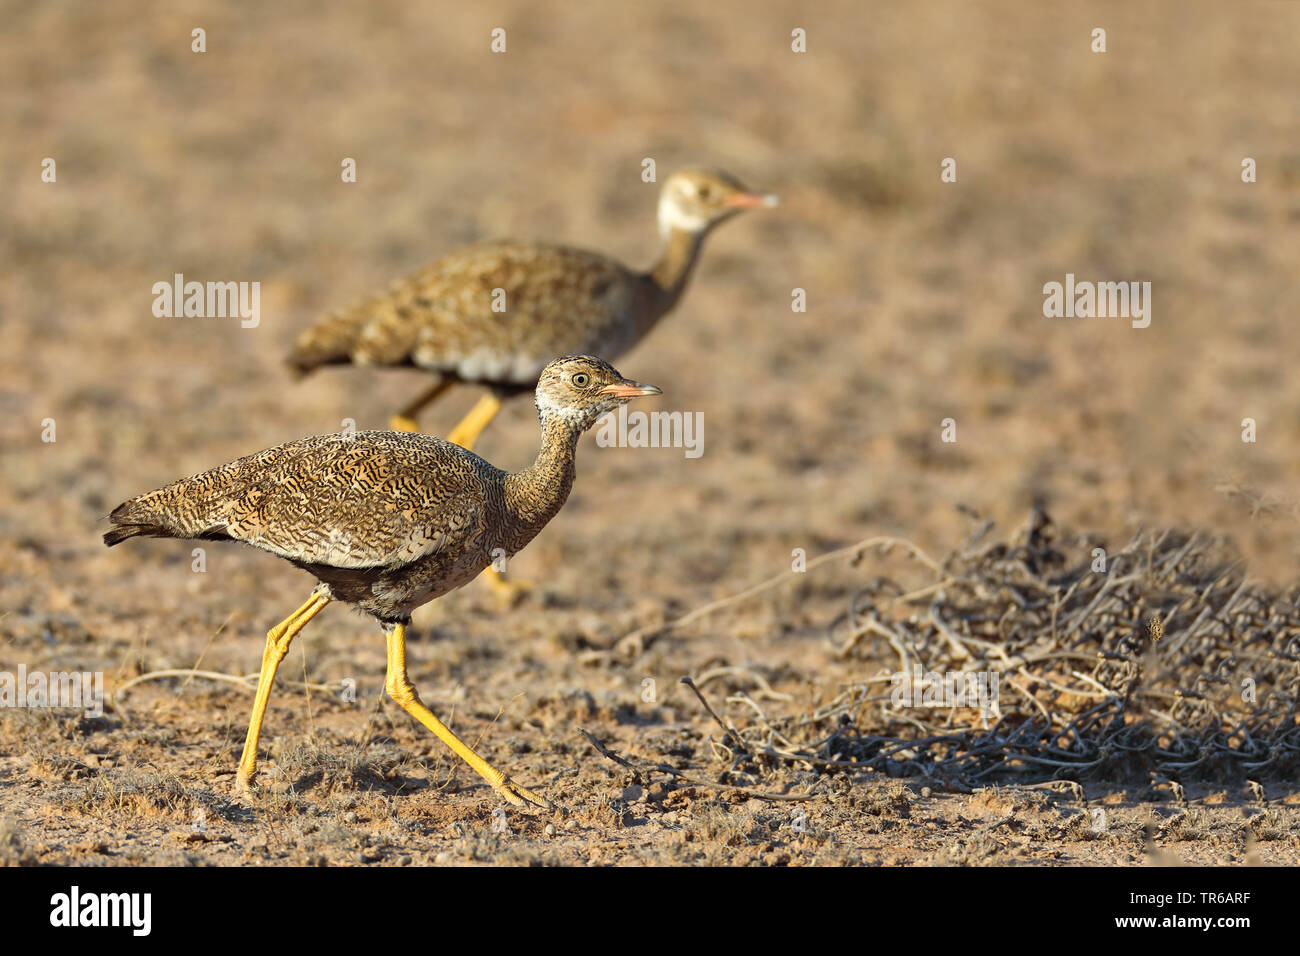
[658, 191, 711, 240]
[536, 389, 595, 428]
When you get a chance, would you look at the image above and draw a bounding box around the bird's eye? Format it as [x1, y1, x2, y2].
[698, 186, 713, 201]
[571, 373, 590, 387]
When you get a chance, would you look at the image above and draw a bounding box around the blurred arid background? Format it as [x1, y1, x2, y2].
[2, 1, 1298, 866]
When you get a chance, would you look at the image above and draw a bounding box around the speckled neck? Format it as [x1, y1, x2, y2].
[503, 414, 581, 531]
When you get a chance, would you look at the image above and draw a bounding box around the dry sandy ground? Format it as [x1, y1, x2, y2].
[2, 1, 1299, 866]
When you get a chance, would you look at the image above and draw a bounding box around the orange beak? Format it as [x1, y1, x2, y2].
[725, 191, 779, 209]
[598, 380, 662, 399]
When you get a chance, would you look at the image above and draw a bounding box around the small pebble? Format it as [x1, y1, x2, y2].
[343, 811, 359, 824]
[545, 823, 556, 837]
[921, 787, 932, 798]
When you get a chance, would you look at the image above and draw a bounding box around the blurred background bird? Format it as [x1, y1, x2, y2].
[287, 168, 775, 443]
[286, 167, 774, 601]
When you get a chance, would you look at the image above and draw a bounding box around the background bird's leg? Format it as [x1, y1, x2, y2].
[445, 392, 503, 451]
[391, 379, 455, 433]
[383, 622, 552, 809]
[236, 590, 331, 791]
[484, 563, 532, 605]
[445, 389, 530, 601]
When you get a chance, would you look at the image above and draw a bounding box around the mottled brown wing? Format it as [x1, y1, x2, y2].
[110, 432, 493, 569]
[287, 240, 641, 385]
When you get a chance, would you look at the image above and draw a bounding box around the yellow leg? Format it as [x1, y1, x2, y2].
[485, 566, 532, 605]
[445, 393, 504, 451]
[391, 380, 456, 433]
[236, 590, 331, 792]
[384, 622, 551, 809]
[444, 392, 529, 601]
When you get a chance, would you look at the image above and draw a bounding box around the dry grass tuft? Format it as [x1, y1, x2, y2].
[67, 769, 202, 822]
[274, 738, 426, 795]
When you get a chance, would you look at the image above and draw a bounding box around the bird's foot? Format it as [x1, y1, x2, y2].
[485, 568, 532, 607]
[495, 775, 554, 810]
[390, 415, 422, 434]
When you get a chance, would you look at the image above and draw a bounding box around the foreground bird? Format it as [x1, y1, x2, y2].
[287, 168, 776, 444]
[103, 356, 661, 808]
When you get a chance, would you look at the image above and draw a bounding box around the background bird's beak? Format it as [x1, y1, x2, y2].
[725, 191, 779, 209]
[599, 380, 662, 399]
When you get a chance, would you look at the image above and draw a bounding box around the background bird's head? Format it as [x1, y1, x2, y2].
[657, 168, 778, 239]
[534, 355, 661, 430]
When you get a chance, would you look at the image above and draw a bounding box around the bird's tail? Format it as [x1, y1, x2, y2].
[103, 494, 231, 547]
[102, 522, 169, 546]
[285, 312, 370, 377]
[102, 498, 179, 547]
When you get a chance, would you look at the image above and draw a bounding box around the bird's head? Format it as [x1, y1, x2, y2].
[657, 168, 778, 239]
[535, 355, 661, 431]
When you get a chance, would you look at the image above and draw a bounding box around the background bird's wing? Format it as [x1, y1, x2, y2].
[288, 241, 638, 383]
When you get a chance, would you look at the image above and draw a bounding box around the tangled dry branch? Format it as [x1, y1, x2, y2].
[699, 510, 1300, 792]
